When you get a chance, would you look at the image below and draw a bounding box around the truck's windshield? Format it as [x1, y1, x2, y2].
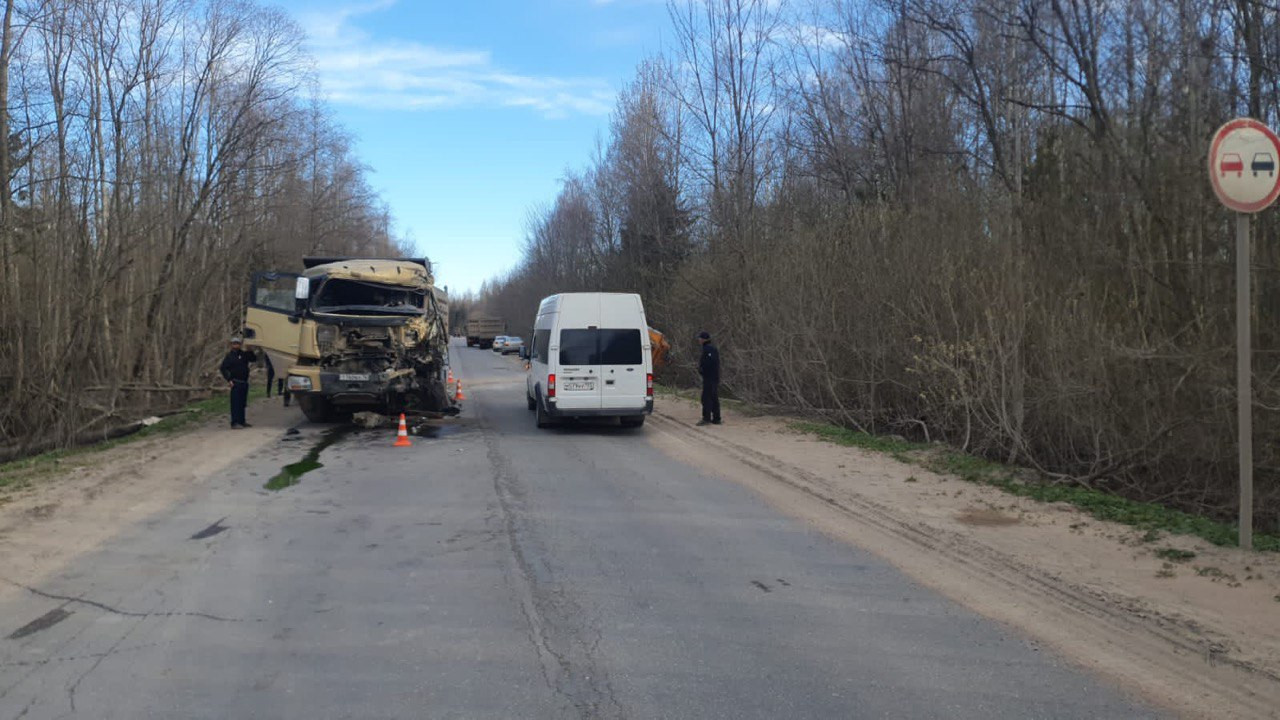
[312, 279, 426, 315]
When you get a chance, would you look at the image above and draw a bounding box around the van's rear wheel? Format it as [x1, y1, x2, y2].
[620, 416, 645, 428]
[527, 393, 536, 411]
[535, 397, 553, 429]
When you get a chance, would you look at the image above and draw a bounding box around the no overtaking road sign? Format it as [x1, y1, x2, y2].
[1208, 118, 1280, 213]
[1207, 117, 1280, 552]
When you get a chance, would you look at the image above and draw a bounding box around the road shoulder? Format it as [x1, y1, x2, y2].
[0, 397, 301, 601]
[648, 395, 1280, 720]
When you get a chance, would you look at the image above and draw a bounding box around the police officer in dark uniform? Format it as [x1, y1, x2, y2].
[220, 336, 257, 428]
[697, 331, 721, 426]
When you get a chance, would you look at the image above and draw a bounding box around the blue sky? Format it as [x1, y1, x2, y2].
[276, 0, 673, 296]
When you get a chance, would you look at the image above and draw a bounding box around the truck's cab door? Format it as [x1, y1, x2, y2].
[243, 272, 306, 368]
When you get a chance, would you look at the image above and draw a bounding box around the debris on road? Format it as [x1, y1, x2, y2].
[353, 411, 394, 429]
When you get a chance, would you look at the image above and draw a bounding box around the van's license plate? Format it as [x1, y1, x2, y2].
[339, 373, 370, 381]
[563, 380, 595, 392]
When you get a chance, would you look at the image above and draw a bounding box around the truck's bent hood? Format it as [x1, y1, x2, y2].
[303, 259, 433, 289]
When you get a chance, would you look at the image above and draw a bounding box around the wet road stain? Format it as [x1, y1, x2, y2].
[190, 517, 229, 540]
[8, 607, 72, 640]
[751, 580, 772, 593]
[411, 417, 475, 438]
[265, 426, 351, 491]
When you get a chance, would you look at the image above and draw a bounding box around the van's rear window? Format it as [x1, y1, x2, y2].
[558, 329, 642, 365]
[559, 330, 597, 365]
[599, 329, 642, 364]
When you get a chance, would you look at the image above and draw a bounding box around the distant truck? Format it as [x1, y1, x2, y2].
[466, 316, 506, 349]
[243, 257, 454, 423]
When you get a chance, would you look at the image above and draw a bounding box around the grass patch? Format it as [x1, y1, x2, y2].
[655, 381, 756, 415]
[788, 421, 926, 463]
[1155, 548, 1197, 562]
[0, 386, 267, 493]
[792, 419, 1280, 553]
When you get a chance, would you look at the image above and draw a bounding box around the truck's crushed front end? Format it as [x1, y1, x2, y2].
[277, 260, 453, 421]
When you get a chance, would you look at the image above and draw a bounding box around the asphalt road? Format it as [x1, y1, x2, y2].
[0, 342, 1160, 719]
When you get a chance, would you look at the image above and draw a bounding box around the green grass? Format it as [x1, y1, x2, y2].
[0, 386, 267, 493]
[789, 421, 927, 463]
[790, 420, 1280, 553]
[1155, 548, 1197, 562]
[654, 381, 755, 414]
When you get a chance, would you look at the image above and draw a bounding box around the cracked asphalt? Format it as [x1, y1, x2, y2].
[0, 343, 1161, 719]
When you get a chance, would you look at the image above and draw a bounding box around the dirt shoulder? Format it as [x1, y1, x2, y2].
[648, 395, 1280, 720]
[0, 397, 301, 601]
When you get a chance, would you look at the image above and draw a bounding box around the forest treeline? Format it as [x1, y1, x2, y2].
[0, 0, 406, 452]
[480, 0, 1280, 529]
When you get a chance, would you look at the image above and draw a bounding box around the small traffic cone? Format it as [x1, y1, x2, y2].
[454, 379, 466, 401]
[393, 413, 412, 447]
[447, 367, 454, 384]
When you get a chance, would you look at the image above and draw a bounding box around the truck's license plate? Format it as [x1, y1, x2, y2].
[563, 381, 595, 392]
[339, 373, 370, 381]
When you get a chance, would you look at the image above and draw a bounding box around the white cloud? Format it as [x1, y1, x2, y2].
[300, 1, 614, 118]
[793, 23, 848, 51]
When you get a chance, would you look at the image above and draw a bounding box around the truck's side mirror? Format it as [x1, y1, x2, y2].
[294, 276, 309, 315]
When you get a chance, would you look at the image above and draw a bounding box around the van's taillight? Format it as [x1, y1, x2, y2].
[547, 373, 556, 398]
[646, 373, 653, 398]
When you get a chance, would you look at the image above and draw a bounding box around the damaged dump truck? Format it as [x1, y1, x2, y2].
[243, 257, 453, 423]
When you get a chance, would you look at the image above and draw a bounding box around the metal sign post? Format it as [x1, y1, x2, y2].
[1236, 214, 1253, 550]
[1208, 118, 1280, 551]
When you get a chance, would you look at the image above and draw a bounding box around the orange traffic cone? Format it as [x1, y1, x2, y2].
[393, 413, 412, 447]
[454, 379, 466, 401]
[447, 367, 454, 384]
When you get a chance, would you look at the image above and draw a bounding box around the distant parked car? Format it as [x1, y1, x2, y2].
[492, 335, 509, 352]
[1252, 152, 1275, 178]
[1220, 152, 1244, 177]
[501, 337, 524, 355]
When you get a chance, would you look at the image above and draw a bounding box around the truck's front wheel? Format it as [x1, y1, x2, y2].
[298, 395, 334, 423]
[422, 379, 451, 412]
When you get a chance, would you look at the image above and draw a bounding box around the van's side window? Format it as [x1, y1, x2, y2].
[534, 329, 551, 363]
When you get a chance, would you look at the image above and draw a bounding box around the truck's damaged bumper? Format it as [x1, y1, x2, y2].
[317, 369, 417, 406]
[286, 368, 425, 406]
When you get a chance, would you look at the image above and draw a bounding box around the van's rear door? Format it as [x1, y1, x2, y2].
[599, 328, 646, 410]
[556, 328, 602, 411]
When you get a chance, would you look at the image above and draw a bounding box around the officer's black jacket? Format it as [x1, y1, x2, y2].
[699, 342, 720, 384]
[220, 349, 258, 382]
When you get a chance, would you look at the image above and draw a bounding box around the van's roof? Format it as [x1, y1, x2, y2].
[537, 292, 642, 314]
